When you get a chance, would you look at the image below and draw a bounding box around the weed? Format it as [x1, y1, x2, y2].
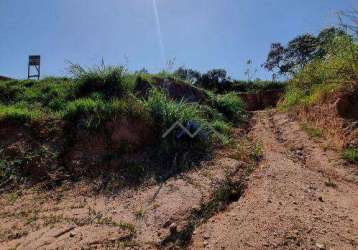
[300, 123, 323, 139]
[232, 137, 263, 163]
[342, 147, 358, 163]
[4, 192, 18, 204]
[0, 105, 45, 124]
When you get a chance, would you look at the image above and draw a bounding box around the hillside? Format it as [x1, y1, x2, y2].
[0, 26, 357, 250]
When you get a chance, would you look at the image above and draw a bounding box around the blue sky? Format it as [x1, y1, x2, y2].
[0, 0, 357, 80]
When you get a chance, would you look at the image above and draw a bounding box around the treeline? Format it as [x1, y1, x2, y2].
[171, 67, 285, 93]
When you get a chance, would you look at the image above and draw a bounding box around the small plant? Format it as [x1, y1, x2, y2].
[232, 138, 263, 163]
[134, 208, 146, 220]
[300, 123, 323, 139]
[4, 192, 18, 204]
[342, 147, 358, 163]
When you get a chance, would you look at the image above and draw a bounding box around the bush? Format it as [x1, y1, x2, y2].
[69, 64, 134, 99]
[0, 80, 26, 104]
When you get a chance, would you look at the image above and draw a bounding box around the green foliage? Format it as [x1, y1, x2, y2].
[0, 64, 249, 182]
[300, 123, 323, 139]
[264, 27, 351, 76]
[209, 92, 246, 121]
[342, 147, 358, 163]
[69, 64, 135, 99]
[144, 89, 204, 131]
[64, 97, 149, 130]
[0, 105, 45, 124]
[64, 98, 107, 129]
[281, 35, 358, 109]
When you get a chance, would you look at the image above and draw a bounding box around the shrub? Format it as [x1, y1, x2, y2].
[144, 89, 204, 132]
[0, 105, 45, 124]
[210, 93, 246, 121]
[0, 80, 26, 104]
[143, 89, 215, 169]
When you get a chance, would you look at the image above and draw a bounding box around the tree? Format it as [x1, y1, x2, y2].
[198, 69, 229, 91]
[316, 27, 349, 57]
[174, 67, 201, 84]
[263, 27, 349, 76]
[337, 9, 358, 36]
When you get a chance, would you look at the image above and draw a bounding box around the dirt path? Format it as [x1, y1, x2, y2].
[191, 110, 358, 250]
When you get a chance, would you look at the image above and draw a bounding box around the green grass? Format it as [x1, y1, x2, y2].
[300, 123, 323, 139]
[144, 89, 205, 131]
[208, 92, 246, 121]
[0, 64, 248, 183]
[0, 105, 47, 124]
[69, 64, 135, 99]
[342, 147, 358, 163]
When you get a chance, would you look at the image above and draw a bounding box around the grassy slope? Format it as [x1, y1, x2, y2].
[0, 66, 247, 185]
[280, 35, 358, 160]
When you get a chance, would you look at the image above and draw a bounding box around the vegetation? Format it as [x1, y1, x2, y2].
[280, 33, 358, 110]
[174, 67, 285, 93]
[0, 64, 248, 185]
[342, 147, 358, 163]
[264, 27, 350, 76]
[300, 123, 323, 139]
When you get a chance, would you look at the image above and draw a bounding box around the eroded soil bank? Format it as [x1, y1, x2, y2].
[0, 125, 256, 249]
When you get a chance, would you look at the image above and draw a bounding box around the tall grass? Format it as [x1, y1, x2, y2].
[209, 92, 246, 121]
[68, 64, 135, 99]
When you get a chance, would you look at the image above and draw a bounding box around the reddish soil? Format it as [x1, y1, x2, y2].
[0, 110, 357, 249]
[296, 83, 358, 149]
[239, 89, 283, 111]
[191, 110, 358, 249]
[0, 131, 247, 249]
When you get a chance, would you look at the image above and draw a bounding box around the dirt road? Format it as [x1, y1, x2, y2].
[191, 110, 358, 250]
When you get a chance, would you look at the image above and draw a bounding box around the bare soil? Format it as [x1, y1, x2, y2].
[0, 110, 357, 249]
[191, 110, 358, 250]
[0, 130, 248, 249]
